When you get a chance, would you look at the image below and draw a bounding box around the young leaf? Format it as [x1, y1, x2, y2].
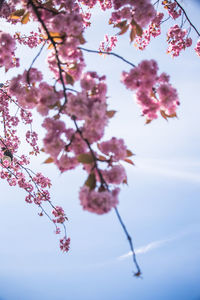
[85, 173, 96, 190]
[118, 24, 129, 35]
[160, 110, 168, 121]
[126, 149, 134, 157]
[135, 24, 143, 37]
[21, 12, 30, 24]
[43, 157, 54, 164]
[106, 110, 117, 118]
[98, 155, 107, 161]
[48, 43, 54, 50]
[130, 27, 136, 42]
[65, 73, 74, 86]
[124, 158, 134, 165]
[10, 9, 25, 18]
[77, 153, 94, 164]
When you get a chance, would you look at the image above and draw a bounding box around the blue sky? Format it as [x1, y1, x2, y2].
[0, 1, 200, 299]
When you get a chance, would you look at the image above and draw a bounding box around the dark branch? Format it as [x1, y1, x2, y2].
[78, 47, 136, 68]
[114, 207, 141, 276]
[28, 0, 68, 104]
[73, 117, 141, 275]
[27, 40, 47, 84]
[175, 0, 200, 37]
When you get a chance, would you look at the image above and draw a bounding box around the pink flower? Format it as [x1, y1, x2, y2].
[79, 186, 119, 214]
[98, 137, 127, 161]
[103, 165, 126, 184]
[60, 237, 70, 252]
[195, 40, 200, 57]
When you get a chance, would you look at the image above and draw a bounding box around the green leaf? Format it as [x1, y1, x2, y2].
[77, 153, 94, 164]
[65, 73, 74, 86]
[85, 173, 96, 190]
[11, 9, 25, 18]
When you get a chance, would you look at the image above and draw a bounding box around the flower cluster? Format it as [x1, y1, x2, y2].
[121, 60, 179, 121]
[60, 237, 70, 252]
[0, 86, 68, 252]
[162, 0, 182, 19]
[79, 186, 119, 214]
[135, 13, 164, 50]
[0, 32, 19, 70]
[52, 206, 66, 224]
[167, 25, 192, 57]
[26, 131, 39, 155]
[110, 0, 156, 29]
[14, 31, 44, 48]
[99, 34, 118, 52]
[195, 40, 200, 57]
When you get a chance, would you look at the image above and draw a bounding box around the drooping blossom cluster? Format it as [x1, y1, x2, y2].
[195, 40, 200, 57]
[162, 0, 181, 19]
[0, 32, 19, 70]
[79, 186, 120, 214]
[121, 60, 179, 121]
[135, 13, 164, 50]
[167, 25, 192, 57]
[77, 0, 112, 10]
[110, 0, 156, 29]
[26, 131, 39, 155]
[0, 85, 68, 251]
[52, 206, 66, 224]
[14, 31, 44, 48]
[60, 237, 70, 252]
[99, 34, 117, 52]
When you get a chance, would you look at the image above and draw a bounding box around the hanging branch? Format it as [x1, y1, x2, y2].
[73, 117, 141, 276]
[175, 0, 200, 36]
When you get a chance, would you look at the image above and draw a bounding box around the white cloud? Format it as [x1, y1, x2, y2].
[118, 225, 200, 260]
[131, 157, 200, 184]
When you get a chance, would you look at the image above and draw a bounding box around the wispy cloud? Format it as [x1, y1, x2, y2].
[131, 157, 200, 184]
[118, 225, 200, 260]
[118, 237, 174, 260]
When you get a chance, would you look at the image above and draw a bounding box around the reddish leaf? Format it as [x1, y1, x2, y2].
[98, 155, 107, 161]
[124, 158, 134, 165]
[43, 157, 54, 164]
[10, 9, 25, 19]
[135, 24, 143, 37]
[21, 12, 30, 24]
[145, 119, 152, 124]
[160, 110, 168, 121]
[126, 149, 134, 157]
[118, 24, 129, 35]
[106, 110, 117, 118]
[130, 27, 136, 42]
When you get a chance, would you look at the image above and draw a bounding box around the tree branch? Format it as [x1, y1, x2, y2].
[28, 0, 68, 104]
[175, 0, 200, 37]
[78, 47, 136, 68]
[114, 207, 141, 276]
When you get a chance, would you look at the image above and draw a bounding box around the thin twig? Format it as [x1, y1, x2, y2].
[174, 0, 200, 36]
[73, 117, 141, 274]
[114, 207, 141, 276]
[27, 40, 47, 84]
[79, 47, 136, 68]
